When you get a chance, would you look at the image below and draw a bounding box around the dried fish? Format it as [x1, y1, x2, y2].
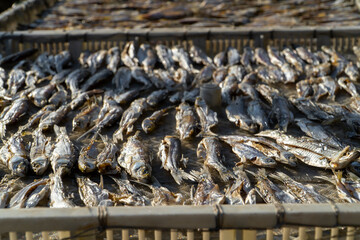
[158, 136, 195, 184]
[76, 175, 113, 207]
[197, 137, 235, 181]
[112, 67, 132, 92]
[247, 99, 270, 131]
[9, 179, 49, 208]
[50, 173, 75, 208]
[0, 134, 29, 176]
[142, 106, 172, 134]
[30, 129, 52, 175]
[226, 97, 257, 133]
[50, 125, 75, 175]
[78, 137, 99, 173]
[117, 131, 152, 181]
[97, 135, 119, 175]
[113, 97, 148, 142]
[175, 102, 198, 140]
[194, 96, 218, 136]
[0, 96, 28, 137]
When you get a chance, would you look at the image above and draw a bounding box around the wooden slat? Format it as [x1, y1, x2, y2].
[346, 227, 356, 240]
[282, 228, 290, 240]
[242, 230, 256, 240]
[122, 229, 129, 240]
[9, 232, 17, 240]
[220, 230, 237, 240]
[25, 232, 33, 240]
[202, 230, 210, 240]
[266, 229, 274, 240]
[138, 229, 145, 240]
[298, 227, 306, 240]
[41, 232, 49, 240]
[331, 228, 339, 240]
[155, 230, 162, 240]
[314, 227, 322, 240]
[187, 230, 195, 240]
[106, 230, 113, 240]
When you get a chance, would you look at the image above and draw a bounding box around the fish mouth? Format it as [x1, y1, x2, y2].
[9, 156, 29, 177]
[31, 157, 49, 175]
[78, 161, 96, 173]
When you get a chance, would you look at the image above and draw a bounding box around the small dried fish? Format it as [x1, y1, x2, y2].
[146, 89, 168, 107]
[78, 137, 99, 173]
[107, 47, 121, 73]
[28, 81, 56, 107]
[50, 125, 75, 175]
[247, 99, 270, 131]
[109, 174, 149, 206]
[252, 169, 298, 204]
[9, 179, 49, 208]
[282, 48, 305, 73]
[72, 102, 100, 131]
[220, 135, 297, 167]
[226, 97, 257, 133]
[76, 175, 113, 207]
[227, 47, 241, 66]
[197, 137, 235, 181]
[175, 102, 198, 140]
[190, 45, 212, 65]
[117, 131, 152, 181]
[270, 95, 294, 132]
[0, 134, 29, 176]
[0, 96, 28, 137]
[192, 175, 225, 205]
[80, 68, 113, 92]
[241, 47, 255, 71]
[194, 96, 218, 136]
[223, 140, 276, 168]
[65, 68, 90, 98]
[113, 97, 148, 142]
[7, 69, 26, 96]
[97, 135, 119, 175]
[155, 44, 175, 71]
[112, 67, 132, 92]
[38, 104, 70, 131]
[254, 47, 272, 67]
[295, 118, 344, 149]
[295, 46, 320, 65]
[142, 106, 172, 134]
[30, 129, 52, 175]
[50, 173, 75, 208]
[172, 45, 194, 73]
[158, 136, 195, 184]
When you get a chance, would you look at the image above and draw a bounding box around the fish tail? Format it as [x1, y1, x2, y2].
[172, 169, 197, 185]
[0, 122, 6, 138]
[219, 169, 236, 182]
[77, 126, 97, 141]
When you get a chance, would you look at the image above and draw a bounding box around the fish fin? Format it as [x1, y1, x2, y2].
[77, 126, 97, 141]
[0, 122, 6, 138]
[99, 174, 104, 190]
[218, 169, 236, 182]
[171, 169, 197, 185]
[180, 155, 188, 168]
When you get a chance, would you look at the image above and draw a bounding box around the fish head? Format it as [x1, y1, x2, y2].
[280, 152, 297, 167]
[31, 157, 49, 175]
[142, 119, 155, 133]
[97, 160, 118, 174]
[78, 159, 97, 173]
[9, 155, 29, 177]
[33, 98, 47, 108]
[132, 161, 151, 181]
[256, 156, 277, 168]
[72, 118, 87, 131]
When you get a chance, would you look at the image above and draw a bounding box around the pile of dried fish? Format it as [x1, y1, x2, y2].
[18, 0, 360, 30]
[1, 41, 360, 209]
